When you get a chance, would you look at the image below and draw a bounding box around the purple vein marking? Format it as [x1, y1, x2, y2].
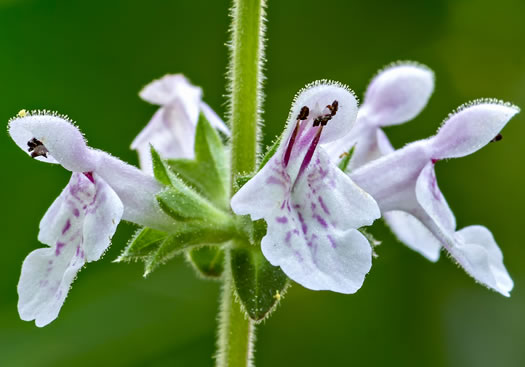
[62, 219, 71, 235]
[55, 242, 66, 256]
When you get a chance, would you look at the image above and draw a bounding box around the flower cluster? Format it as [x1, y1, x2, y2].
[232, 62, 519, 297]
[9, 64, 520, 327]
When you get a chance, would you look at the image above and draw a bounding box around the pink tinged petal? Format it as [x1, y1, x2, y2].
[17, 246, 85, 327]
[200, 101, 230, 135]
[288, 81, 358, 144]
[383, 211, 441, 262]
[8, 113, 99, 172]
[262, 227, 372, 294]
[430, 101, 520, 159]
[95, 152, 175, 231]
[82, 173, 123, 261]
[451, 226, 513, 297]
[230, 157, 290, 221]
[19, 172, 123, 327]
[415, 162, 456, 232]
[131, 107, 197, 173]
[350, 141, 431, 213]
[139, 74, 202, 107]
[361, 62, 434, 126]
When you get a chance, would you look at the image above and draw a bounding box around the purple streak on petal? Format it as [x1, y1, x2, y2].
[285, 231, 292, 244]
[266, 176, 286, 186]
[327, 234, 337, 248]
[318, 196, 330, 215]
[276, 216, 288, 224]
[297, 212, 308, 235]
[284, 121, 300, 167]
[55, 242, 65, 256]
[295, 128, 323, 186]
[314, 214, 328, 228]
[61, 219, 71, 235]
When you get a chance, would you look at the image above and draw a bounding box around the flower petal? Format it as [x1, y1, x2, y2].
[19, 172, 123, 326]
[131, 107, 196, 173]
[95, 152, 175, 231]
[262, 227, 372, 293]
[430, 101, 519, 159]
[200, 101, 230, 135]
[17, 246, 85, 327]
[415, 162, 456, 232]
[289, 81, 358, 144]
[8, 112, 99, 172]
[139, 74, 201, 107]
[38, 172, 123, 261]
[383, 211, 441, 262]
[82, 173, 123, 261]
[361, 62, 434, 126]
[451, 225, 513, 297]
[247, 149, 378, 293]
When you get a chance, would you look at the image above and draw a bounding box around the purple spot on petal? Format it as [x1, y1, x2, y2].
[276, 216, 288, 224]
[285, 231, 292, 245]
[55, 242, 66, 256]
[48, 260, 53, 265]
[318, 196, 330, 215]
[62, 219, 71, 235]
[327, 235, 337, 248]
[431, 158, 439, 165]
[297, 212, 308, 234]
[73, 208, 80, 217]
[294, 251, 303, 262]
[311, 202, 317, 211]
[266, 176, 285, 186]
[293, 204, 301, 209]
[314, 214, 328, 228]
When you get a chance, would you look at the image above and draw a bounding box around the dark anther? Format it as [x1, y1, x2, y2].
[27, 138, 49, 158]
[313, 100, 339, 127]
[297, 106, 310, 120]
[490, 134, 503, 143]
[327, 100, 338, 116]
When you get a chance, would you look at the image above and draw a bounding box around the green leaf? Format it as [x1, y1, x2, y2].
[117, 227, 168, 262]
[150, 145, 172, 186]
[186, 245, 225, 279]
[258, 135, 281, 170]
[230, 246, 289, 322]
[145, 223, 232, 275]
[338, 146, 355, 173]
[168, 113, 230, 209]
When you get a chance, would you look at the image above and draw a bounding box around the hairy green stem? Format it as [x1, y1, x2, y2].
[217, 0, 266, 365]
[216, 261, 255, 367]
[229, 0, 266, 183]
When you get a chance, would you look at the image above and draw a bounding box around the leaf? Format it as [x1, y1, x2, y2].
[145, 223, 232, 275]
[168, 113, 230, 209]
[117, 227, 167, 262]
[186, 245, 225, 279]
[230, 246, 289, 322]
[150, 145, 172, 186]
[258, 135, 281, 170]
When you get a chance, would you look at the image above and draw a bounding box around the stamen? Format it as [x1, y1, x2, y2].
[294, 127, 324, 189]
[313, 100, 338, 127]
[27, 138, 49, 158]
[490, 134, 503, 143]
[297, 106, 310, 121]
[284, 106, 310, 167]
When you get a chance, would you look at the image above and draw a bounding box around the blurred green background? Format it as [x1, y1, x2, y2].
[1, 0, 525, 366]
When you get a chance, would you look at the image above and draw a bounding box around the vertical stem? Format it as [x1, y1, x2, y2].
[229, 0, 266, 182]
[217, 0, 266, 365]
[216, 262, 255, 367]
